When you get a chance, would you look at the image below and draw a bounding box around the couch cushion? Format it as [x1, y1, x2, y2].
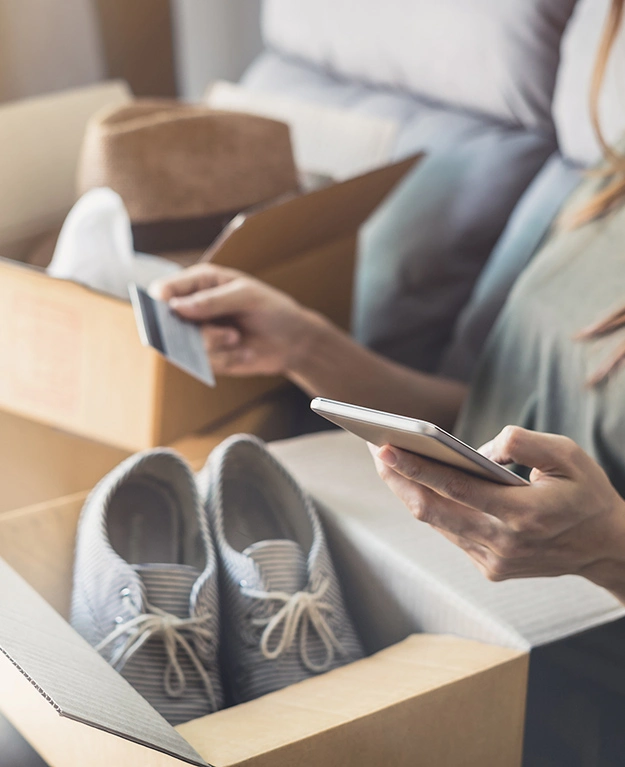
[553, 0, 625, 166]
[244, 52, 555, 372]
[261, 0, 577, 132]
[353, 129, 553, 372]
[244, 51, 525, 158]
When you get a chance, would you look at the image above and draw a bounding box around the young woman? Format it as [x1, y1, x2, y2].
[152, 0, 625, 604]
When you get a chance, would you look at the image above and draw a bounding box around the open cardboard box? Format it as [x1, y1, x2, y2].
[0, 476, 527, 767]
[3, 395, 625, 764]
[9, 426, 624, 763]
[0, 81, 421, 451]
[0, 156, 419, 452]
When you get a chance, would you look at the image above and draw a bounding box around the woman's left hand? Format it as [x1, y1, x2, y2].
[373, 425, 625, 601]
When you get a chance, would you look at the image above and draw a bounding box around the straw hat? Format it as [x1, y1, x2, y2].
[76, 99, 299, 263]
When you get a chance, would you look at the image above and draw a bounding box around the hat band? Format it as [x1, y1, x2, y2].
[131, 209, 240, 254]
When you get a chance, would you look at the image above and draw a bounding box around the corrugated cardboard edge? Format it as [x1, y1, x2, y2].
[0, 555, 210, 767]
[0, 648, 207, 767]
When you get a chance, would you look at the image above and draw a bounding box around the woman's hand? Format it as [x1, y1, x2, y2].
[150, 263, 323, 377]
[373, 425, 625, 602]
[150, 264, 467, 428]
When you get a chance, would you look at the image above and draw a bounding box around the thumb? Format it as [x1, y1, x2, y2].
[169, 281, 250, 322]
[480, 425, 577, 476]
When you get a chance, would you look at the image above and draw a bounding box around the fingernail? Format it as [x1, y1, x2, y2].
[377, 446, 397, 467]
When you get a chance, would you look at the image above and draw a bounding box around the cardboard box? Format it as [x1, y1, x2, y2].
[0, 397, 293, 515]
[268, 431, 625, 763]
[0, 154, 420, 452]
[0, 81, 132, 263]
[0, 491, 527, 767]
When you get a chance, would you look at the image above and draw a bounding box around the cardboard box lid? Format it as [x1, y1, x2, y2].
[269, 432, 625, 652]
[207, 154, 421, 276]
[0, 557, 208, 767]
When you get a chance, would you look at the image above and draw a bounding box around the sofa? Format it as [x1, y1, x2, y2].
[241, 0, 619, 381]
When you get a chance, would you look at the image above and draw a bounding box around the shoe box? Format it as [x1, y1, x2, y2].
[0, 81, 421, 453]
[0, 479, 527, 767]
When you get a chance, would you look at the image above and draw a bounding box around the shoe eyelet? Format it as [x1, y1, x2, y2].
[239, 579, 248, 588]
[120, 587, 131, 598]
[114, 615, 124, 624]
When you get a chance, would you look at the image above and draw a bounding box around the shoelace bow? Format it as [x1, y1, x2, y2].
[96, 594, 218, 711]
[241, 577, 345, 673]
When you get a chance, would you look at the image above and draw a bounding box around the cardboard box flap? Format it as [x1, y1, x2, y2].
[177, 634, 526, 767]
[270, 432, 625, 651]
[208, 154, 422, 275]
[0, 81, 132, 256]
[0, 559, 209, 767]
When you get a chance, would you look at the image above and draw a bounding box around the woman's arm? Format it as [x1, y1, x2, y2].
[373, 425, 625, 603]
[287, 311, 466, 430]
[151, 264, 467, 430]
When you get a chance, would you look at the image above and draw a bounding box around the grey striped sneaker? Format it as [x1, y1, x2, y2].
[199, 434, 364, 704]
[70, 449, 223, 725]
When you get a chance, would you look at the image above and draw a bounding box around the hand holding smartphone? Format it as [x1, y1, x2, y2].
[310, 398, 528, 486]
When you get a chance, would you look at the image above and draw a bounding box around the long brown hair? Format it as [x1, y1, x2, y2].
[565, 0, 625, 385]
[563, 0, 625, 229]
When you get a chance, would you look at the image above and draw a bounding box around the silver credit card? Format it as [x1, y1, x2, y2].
[129, 284, 216, 387]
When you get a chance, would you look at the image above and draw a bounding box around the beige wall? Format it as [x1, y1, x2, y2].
[0, 0, 258, 105]
[0, 0, 105, 102]
[0, 0, 177, 103]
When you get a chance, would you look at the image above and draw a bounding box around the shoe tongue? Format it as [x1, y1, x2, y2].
[133, 564, 200, 619]
[243, 540, 308, 593]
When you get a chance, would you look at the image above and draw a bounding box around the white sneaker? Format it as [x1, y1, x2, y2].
[199, 435, 364, 703]
[71, 449, 223, 725]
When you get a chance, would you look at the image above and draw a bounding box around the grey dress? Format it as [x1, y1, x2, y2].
[455, 172, 625, 496]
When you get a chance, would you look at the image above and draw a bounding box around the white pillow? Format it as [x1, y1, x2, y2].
[262, 0, 577, 131]
[553, 0, 625, 166]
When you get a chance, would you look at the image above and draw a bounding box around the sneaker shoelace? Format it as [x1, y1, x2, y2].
[96, 593, 218, 711]
[241, 577, 345, 673]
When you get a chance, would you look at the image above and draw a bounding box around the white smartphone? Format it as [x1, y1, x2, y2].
[310, 397, 529, 486]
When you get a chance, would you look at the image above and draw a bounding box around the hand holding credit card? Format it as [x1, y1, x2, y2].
[129, 284, 216, 387]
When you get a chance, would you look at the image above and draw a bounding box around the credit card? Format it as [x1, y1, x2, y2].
[129, 284, 216, 387]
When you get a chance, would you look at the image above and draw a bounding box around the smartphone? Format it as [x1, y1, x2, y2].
[310, 397, 528, 486]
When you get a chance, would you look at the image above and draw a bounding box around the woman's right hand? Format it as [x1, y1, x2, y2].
[150, 263, 322, 377]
